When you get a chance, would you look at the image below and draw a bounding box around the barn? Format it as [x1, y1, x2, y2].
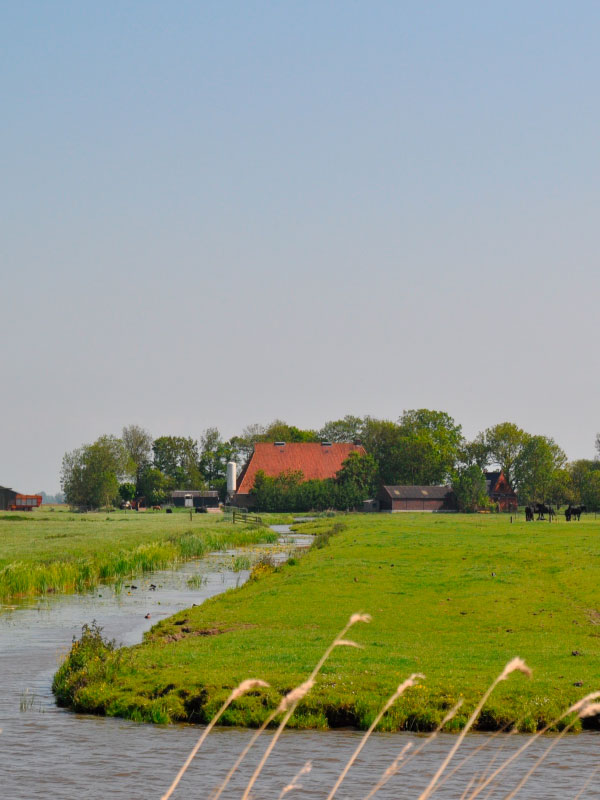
[0, 486, 42, 511]
[170, 490, 220, 509]
[232, 441, 366, 508]
[379, 485, 457, 512]
[483, 471, 518, 512]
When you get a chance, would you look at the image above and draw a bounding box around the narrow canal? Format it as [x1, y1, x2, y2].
[0, 526, 598, 799]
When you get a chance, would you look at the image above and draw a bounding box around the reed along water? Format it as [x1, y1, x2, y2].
[0, 529, 598, 799]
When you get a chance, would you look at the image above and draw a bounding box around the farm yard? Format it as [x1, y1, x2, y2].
[54, 512, 600, 733]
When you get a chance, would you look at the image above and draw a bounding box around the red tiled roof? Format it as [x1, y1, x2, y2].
[236, 442, 366, 495]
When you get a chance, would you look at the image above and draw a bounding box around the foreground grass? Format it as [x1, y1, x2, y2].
[53, 513, 600, 731]
[0, 509, 276, 601]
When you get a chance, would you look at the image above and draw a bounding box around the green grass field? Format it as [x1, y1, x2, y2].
[53, 512, 600, 731]
[0, 508, 277, 600]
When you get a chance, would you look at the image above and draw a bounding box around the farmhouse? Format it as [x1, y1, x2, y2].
[379, 485, 457, 512]
[232, 441, 366, 508]
[483, 470, 518, 512]
[0, 486, 42, 511]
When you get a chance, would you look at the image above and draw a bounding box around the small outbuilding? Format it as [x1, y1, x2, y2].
[483, 471, 518, 512]
[379, 485, 457, 512]
[0, 486, 42, 511]
[170, 490, 220, 509]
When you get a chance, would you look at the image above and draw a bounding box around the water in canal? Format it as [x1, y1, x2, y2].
[0, 528, 598, 799]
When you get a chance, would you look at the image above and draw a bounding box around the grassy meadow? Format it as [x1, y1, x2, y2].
[0, 508, 277, 601]
[54, 512, 600, 731]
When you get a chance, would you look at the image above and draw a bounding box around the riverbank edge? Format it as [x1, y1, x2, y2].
[51, 516, 600, 733]
[0, 524, 278, 603]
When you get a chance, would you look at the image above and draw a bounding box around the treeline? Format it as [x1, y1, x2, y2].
[60, 413, 600, 511]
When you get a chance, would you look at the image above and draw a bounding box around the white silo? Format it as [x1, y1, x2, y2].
[226, 461, 237, 495]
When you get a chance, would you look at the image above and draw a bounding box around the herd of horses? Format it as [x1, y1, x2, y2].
[524, 503, 587, 522]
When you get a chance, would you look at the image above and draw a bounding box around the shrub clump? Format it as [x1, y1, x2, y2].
[249, 554, 277, 581]
[52, 622, 117, 711]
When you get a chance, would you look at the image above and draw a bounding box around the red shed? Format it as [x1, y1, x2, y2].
[483, 471, 518, 512]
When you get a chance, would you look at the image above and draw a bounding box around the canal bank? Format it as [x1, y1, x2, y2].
[1, 523, 599, 799]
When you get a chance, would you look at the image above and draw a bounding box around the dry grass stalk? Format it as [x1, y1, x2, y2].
[277, 760, 312, 799]
[433, 717, 520, 795]
[325, 673, 424, 800]
[500, 717, 578, 800]
[362, 742, 413, 800]
[465, 691, 600, 800]
[160, 679, 269, 800]
[573, 764, 600, 800]
[501, 699, 600, 800]
[363, 700, 463, 800]
[239, 612, 371, 800]
[240, 680, 316, 800]
[210, 709, 280, 800]
[417, 657, 532, 800]
[459, 772, 478, 800]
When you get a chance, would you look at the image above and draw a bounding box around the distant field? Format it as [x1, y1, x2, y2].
[53, 512, 600, 731]
[0, 508, 276, 600]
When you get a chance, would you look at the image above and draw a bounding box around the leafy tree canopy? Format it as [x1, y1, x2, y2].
[483, 422, 528, 486]
[61, 435, 129, 509]
[513, 435, 566, 504]
[152, 436, 204, 489]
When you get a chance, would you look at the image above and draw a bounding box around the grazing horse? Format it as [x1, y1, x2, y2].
[565, 506, 572, 522]
[534, 503, 555, 520]
[570, 505, 587, 521]
[525, 506, 535, 522]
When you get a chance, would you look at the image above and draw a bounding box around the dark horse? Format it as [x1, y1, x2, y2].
[525, 506, 535, 522]
[534, 503, 555, 520]
[566, 504, 587, 521]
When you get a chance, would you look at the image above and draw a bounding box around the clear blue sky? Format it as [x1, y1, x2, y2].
[2, 1, 599, 491]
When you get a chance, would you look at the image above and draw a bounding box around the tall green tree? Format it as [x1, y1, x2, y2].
[582, 471, 600, 511]
[360, 418, 406, 485]
[318, 415, 364, 443]
[152, 436, 204, 489]
[199, 427, 238, 485]
[261, 420, 319, 443]
[61, 435, 129, 509]
[451, 465, 489, 512]
[483, 422, 528, 485]
[137, 466, 170, 506]
[397, 409, 463, 484]
[459, 433, 490, 470]
[547, 468, 575, 508]
[121, 424, 153, 483]
[335, 452, 378, 497]
[513, 435, 567, 504]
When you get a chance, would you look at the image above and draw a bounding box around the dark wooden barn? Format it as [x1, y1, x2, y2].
[379, 485, 457, 512]
[0, 486, 17, 511]
[170, 490, 220, 509]
[483, 471, 518, 512]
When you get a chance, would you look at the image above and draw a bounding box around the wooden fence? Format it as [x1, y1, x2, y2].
[223, 506, 264, 526]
